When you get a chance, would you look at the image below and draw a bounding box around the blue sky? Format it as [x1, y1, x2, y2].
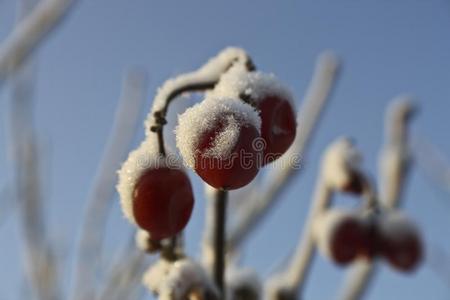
[1, 0, 450, 299]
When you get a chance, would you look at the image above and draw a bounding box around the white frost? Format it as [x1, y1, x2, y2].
[142, 259, 173, 295]
[175, 96, 261, 169]
[135, 229, 151, 251]
[143, 258, 215, 300]
[213, 64, 294, 106]
[378, 210, 419, 241]
[321, 137, 362, 191]
[116, 135, 184, 225]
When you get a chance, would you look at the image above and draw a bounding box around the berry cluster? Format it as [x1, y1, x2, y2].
[117, 48, 296, 244]
[314, 208, 422, 272]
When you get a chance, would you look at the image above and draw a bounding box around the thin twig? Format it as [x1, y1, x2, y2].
[213, 189, 228, 299]
[0, 0, 78, 86]
[227, 51, 340, 252]
[71, 70, 147, 300]
[337, 96, 416, 300]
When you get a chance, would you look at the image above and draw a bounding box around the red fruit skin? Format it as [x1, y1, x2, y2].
[195, 118, 260, 190]
[379, 227, 423, 272]
[256, 96, 296, 165]
[358, 220, 381, 261]
[132, 167, 194, 240]
[329, 216, 367, 265]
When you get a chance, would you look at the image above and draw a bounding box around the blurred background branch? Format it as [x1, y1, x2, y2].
[337, 97, 416, 300]
[0, 0, 78, 86]
[71, 69, 147, 300]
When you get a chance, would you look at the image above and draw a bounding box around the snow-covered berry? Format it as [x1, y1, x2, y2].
[377, 211, 423, 272]
[314, 209, 368, 265]
[117, 137, 194, 240]
[213, 65, 296, 164]
[175, 96, 262, 190]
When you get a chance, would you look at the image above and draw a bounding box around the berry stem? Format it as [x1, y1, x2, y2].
[213, 189, 228, 299]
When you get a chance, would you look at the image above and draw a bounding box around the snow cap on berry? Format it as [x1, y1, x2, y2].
[143, 258, 216, 300]
[213, 64, 295, 107]
[321, 137, 364, 192]
[175, 96, 261, 169]
[116, 136, 184, 225]
[142, 259, 172, 294]
[378, 211, 421, 242]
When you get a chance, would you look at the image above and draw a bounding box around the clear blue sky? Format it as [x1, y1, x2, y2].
[1, 0, 450, 299]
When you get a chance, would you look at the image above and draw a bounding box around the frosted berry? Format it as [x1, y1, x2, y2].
[378, 212, 423, 272]
[176, 97, 262, 190]
[132, 167, 194, 240]
[213, 66, 296, 165]
[314, 209, 368, 265]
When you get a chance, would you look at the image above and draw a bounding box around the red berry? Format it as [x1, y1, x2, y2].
[378, 213, 423, 272]
[213, 67, 296, 165]
[176, 97, 262, 190]
[132, 167, 194, 240]
[315, 210, 368, 265]
[254, 95, 296, 165]
[194, 113, 260, 190]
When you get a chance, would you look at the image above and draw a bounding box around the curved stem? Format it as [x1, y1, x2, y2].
[145, 48, 254, 158]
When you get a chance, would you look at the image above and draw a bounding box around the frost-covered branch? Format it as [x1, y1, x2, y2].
[0, 0, 78, 86]
[146, 47, 253, 156]
[266, 138, 366, 299]
[227, 51, 340, 251]
[71, 70, 147, 300]
[7, 0, 60, 298]
[338, 97, 416, 300]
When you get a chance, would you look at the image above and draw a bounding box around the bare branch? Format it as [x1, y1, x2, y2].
[71, 70, 148, 300]
[227, 51, 340, 251]
[6, 0, 61, 298]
